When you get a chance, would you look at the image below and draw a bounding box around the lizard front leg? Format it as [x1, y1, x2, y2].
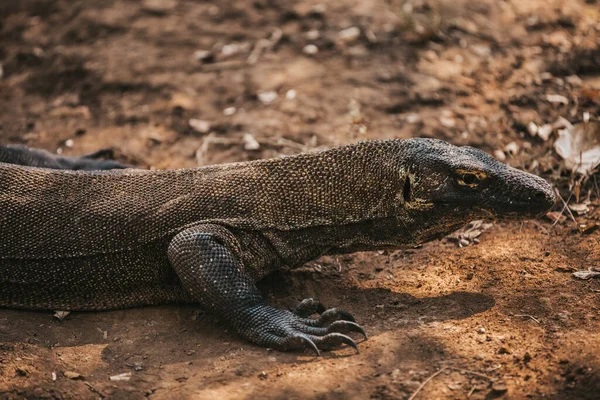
[168, 224, 366, 355]
[0, 145, 129, 170]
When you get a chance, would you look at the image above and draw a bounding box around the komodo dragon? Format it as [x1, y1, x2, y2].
[0, 139, 555, 355]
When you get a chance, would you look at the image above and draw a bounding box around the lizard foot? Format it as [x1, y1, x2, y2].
[237, 303, 367, 356]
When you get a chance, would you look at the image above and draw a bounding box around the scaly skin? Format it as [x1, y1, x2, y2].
[0, 139, 555, 355]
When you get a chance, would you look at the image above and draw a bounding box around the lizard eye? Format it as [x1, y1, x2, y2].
[457, 172, 481, 187]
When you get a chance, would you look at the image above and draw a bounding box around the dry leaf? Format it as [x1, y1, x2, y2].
[53, 311, 71, 321]
[573, 270, 600, 280]
[554, 121, 600, 175]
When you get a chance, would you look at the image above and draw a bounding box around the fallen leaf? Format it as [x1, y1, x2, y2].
[448, 220, 493, 247]
[53, 311, 71, 321]
[573, 270, 600, 280]
[569, 203, 589, 215]
[554, 121, 600, 175]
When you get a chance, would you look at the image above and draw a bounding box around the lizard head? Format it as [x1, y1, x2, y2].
[402, 138, 555, 220]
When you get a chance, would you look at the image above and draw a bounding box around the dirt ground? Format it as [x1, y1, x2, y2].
[1, 0, 600, 398]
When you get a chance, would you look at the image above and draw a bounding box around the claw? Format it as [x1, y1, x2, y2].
[299, 335, 320, 357]
[327, 320, 368, 340]
[316, 308, 356, 326]
[312, 333, 359, 354]
[295, 298, 326, 317]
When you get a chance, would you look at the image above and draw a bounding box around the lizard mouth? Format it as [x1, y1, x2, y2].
[434, 198, 551, 220]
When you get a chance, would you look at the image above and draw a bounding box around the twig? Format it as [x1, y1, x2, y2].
[529, 220, 549, 234]
[513, 314, 541, 324]
[450, 368, 494, 381]
[85, 382, 105, 399]
[467, 385, 476, 397]
[408, 367, 448, 400]
[198, 60, 245, 72]
[554, 188, 577, 226]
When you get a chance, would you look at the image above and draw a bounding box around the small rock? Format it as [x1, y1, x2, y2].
[64, 139, 74, 148]
[257, 91, 278, 105]
[440, 116, 456, 128]
[258, 371, 268, 380]
[504, 142, 519, 156]
[492, 381, 508, 393]
[566, 75, 583, 87]
[170, 93, 194, 110]
[142, 0, 177, 13]
[493, 150, 506, 162]
[477, 327, 486, 334]
[132, 362, 144, 372]
[303, 44, 319, 55]
[193, 50, 212, 63]
[423, 50, 438, 62]
[498, 346, 512, 355]
[305, 30, 320, 40]
[546, 94, 569, 105]
[221, 43, 244, 58]
[243, 133, 260, 150]
[189, 119, 211, 134]
[285, 89, 297, 100]
[338, 27, 361, 44]
[52, 372, 57, 381]
[537, 124, 553, 141]
[109, 372, 132, 381]
[223, 107, 237, 116]
[527, 121, 538, 137]
[64, 371, 83, 380]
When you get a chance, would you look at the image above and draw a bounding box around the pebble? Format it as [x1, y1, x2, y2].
[189, 119, 211, 134]
[503, 142, 519, 155]
[338, 26, 361, 43]
[537, 124, 553, 141]
[257, 91, 278, 105]
[493, 150, 506, 162]
[64, 371, 83, 380]
[303, 44, 319, 55]
[243, 133, 260, 150]
[546, 94, 569, 105]
[527, 121, 538, 137]
[223, 107, 237, 116]
[305, 30, 320, 40]
[492, 381, 508, 393]
[285, 89, 297, 100]
[193, 50, 212, 62]
[477, 327, 486, 334]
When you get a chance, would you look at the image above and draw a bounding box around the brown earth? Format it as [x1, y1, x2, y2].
[1, 0, 600, 399]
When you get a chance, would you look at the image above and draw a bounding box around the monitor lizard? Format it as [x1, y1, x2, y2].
[0, 138, 555, 355]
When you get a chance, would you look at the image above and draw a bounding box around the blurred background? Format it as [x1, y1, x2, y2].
[1, 1, 600, 399]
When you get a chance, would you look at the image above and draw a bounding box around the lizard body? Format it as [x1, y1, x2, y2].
[0, 139, 555, 353]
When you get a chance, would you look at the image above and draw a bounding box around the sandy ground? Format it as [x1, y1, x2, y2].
[1, 0, 600, 398]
